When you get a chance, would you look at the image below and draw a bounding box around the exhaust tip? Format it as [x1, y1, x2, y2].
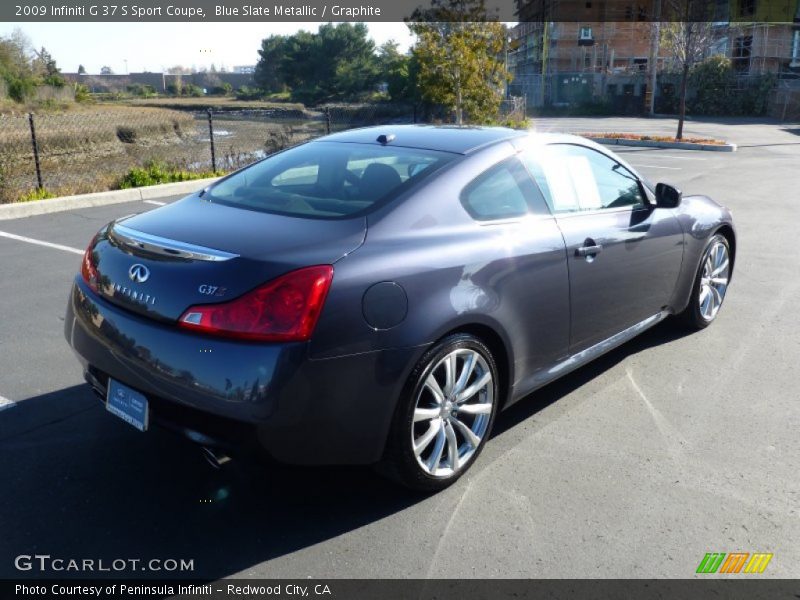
[201, 446, 232, 470]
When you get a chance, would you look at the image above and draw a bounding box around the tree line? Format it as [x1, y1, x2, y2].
[0, 29, 65, 102]
[254, 22, 413, 105]
[254, 0, 512, 124]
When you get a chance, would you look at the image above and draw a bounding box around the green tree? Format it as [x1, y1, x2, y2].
[254, 34, 289, 93]
[77, 64, 86, 74]
[0, 30, 30, 100]
[34, 47, 65, 86]
[0, 29, 34, 79]
[255, 23, 380, 104]
[689, 55, 733, 115]
[378, 41, 419, 103]
[409, 0, 510, 124]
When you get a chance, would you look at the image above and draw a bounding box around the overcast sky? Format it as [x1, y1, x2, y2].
[0, 22, 415, 74]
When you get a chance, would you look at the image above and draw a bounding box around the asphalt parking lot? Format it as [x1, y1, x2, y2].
[0, 117, 798, 579]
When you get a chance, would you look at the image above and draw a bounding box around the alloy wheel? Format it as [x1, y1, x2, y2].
[698, 240, 730, 321]
[411, 348, 494, 478]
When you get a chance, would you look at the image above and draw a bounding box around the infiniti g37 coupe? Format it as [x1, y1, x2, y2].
[65, 125, 735, 490]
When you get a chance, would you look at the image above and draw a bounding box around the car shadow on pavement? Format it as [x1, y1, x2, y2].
[493, 319, 692, 436]
[0, 385, 417, 580]
[0, 320, 690, 580]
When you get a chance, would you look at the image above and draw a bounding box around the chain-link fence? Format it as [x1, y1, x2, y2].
[499, 95, 527, 121]
[0, 104, 416, 204]
[769, 77, 800, 121]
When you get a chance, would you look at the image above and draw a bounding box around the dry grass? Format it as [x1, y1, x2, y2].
[0, 106, 197, 203]
[0, 107, 194, 155]
[126, 97, 306, 112]
[0, 108, 327, 204]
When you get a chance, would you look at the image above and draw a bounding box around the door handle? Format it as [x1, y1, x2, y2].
[576, 244, 603, 257]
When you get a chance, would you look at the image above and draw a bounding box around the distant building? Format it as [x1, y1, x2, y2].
[709, 23, 800, 75]
[61, 71, 254, 93]
[509, 0, 800, 108]
[233, 65, 256, 74]
[508, 20, 668, 108]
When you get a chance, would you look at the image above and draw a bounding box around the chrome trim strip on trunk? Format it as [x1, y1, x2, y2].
[110, 223, 239, 262]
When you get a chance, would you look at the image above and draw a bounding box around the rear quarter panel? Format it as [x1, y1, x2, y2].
[310, 142, 571, 400]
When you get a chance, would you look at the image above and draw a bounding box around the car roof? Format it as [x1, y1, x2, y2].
[316, 124, 529, 155]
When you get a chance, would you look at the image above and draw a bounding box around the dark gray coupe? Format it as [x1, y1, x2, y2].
[65, 125, 735, 490]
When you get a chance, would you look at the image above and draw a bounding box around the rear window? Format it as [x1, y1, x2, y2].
[206, 141, 453, 219]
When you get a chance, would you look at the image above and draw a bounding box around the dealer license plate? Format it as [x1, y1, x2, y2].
[106, 378, 149, 432]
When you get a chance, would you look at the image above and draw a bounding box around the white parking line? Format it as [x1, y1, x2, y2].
[629, 164, 682, 170]
[143, 200, 166, 206]
[0, 231, 83, 255]
[647, 155, 707, 161]
[0, 395, 17, 411]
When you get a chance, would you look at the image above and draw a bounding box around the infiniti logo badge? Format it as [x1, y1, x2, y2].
[128, 264, 150, 283]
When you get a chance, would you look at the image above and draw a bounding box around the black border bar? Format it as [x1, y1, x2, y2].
[4, 579, 800, 600]
[4, 0, 800, 23]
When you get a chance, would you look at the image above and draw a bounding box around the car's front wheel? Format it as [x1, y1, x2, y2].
[380, 334, 499, 491]
[678, 233, 732, 329]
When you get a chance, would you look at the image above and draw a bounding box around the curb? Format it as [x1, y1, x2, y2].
[0, 177, 221, 221]
[585, 137, 737, 152]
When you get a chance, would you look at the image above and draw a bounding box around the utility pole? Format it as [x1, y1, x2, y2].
[540, 21, 549, 107]
[648, 0, 662, 115]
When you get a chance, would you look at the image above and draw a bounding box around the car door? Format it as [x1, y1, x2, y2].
[520, 143, 684, 353]
[458, 156, 571, 392]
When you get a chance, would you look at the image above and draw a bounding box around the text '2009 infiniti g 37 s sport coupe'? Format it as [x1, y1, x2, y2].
[65, 125, 735, 491]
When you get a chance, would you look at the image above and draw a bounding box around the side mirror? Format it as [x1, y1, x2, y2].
[655, 183, 682, 208]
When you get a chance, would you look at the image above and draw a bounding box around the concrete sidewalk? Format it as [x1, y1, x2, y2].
[0, 176, 219, 221]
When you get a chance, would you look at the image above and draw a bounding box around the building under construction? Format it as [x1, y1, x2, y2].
[508, 0, 800, 109]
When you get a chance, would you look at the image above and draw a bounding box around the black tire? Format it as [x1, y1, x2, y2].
[379, 333, 500, 492]
[677, 233, 731, 330]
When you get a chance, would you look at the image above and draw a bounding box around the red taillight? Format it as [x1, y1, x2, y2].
[81, 236, 99, 292]
[178, 265, 334, 342]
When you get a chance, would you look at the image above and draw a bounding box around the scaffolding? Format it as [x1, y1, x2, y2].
[731, 23, 796, 74]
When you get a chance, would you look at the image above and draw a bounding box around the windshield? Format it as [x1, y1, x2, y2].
[206, 141, 454, 219]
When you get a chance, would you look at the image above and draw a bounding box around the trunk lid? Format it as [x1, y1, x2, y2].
[90, 194, 365, 322]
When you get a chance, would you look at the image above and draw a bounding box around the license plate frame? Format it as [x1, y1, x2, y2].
[106, 378, 149, 432]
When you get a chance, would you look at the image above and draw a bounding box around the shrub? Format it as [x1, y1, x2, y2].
[127, 83, 157, 98]
[19, 187, 56, 202]
[210, 82, 233, 96]
[235, 86, 262, 100]
[183, 84, 204, 97]
[658, 56, 776, 117]
[118, 160, 222, 189]
[4, 75, 36, 102]
[74, 83, 91, 103]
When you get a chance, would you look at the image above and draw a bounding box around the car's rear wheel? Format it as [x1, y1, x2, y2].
[678, 233, 731, 329]
[380, 334, 499, 491]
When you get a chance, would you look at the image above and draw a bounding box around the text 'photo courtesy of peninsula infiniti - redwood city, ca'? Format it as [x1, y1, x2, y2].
[64, 125, 735, 491]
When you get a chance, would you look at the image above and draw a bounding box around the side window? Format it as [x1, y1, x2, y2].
[271, 163, 319, 187]
[460, 159, 545, 221]
[522, 145, 645, 213]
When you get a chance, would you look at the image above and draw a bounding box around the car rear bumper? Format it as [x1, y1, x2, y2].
[65, 277, 421, 465]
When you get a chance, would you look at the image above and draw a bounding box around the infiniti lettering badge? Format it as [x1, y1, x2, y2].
[128, 264, 150, 283]
[104, 263, 157, 306]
